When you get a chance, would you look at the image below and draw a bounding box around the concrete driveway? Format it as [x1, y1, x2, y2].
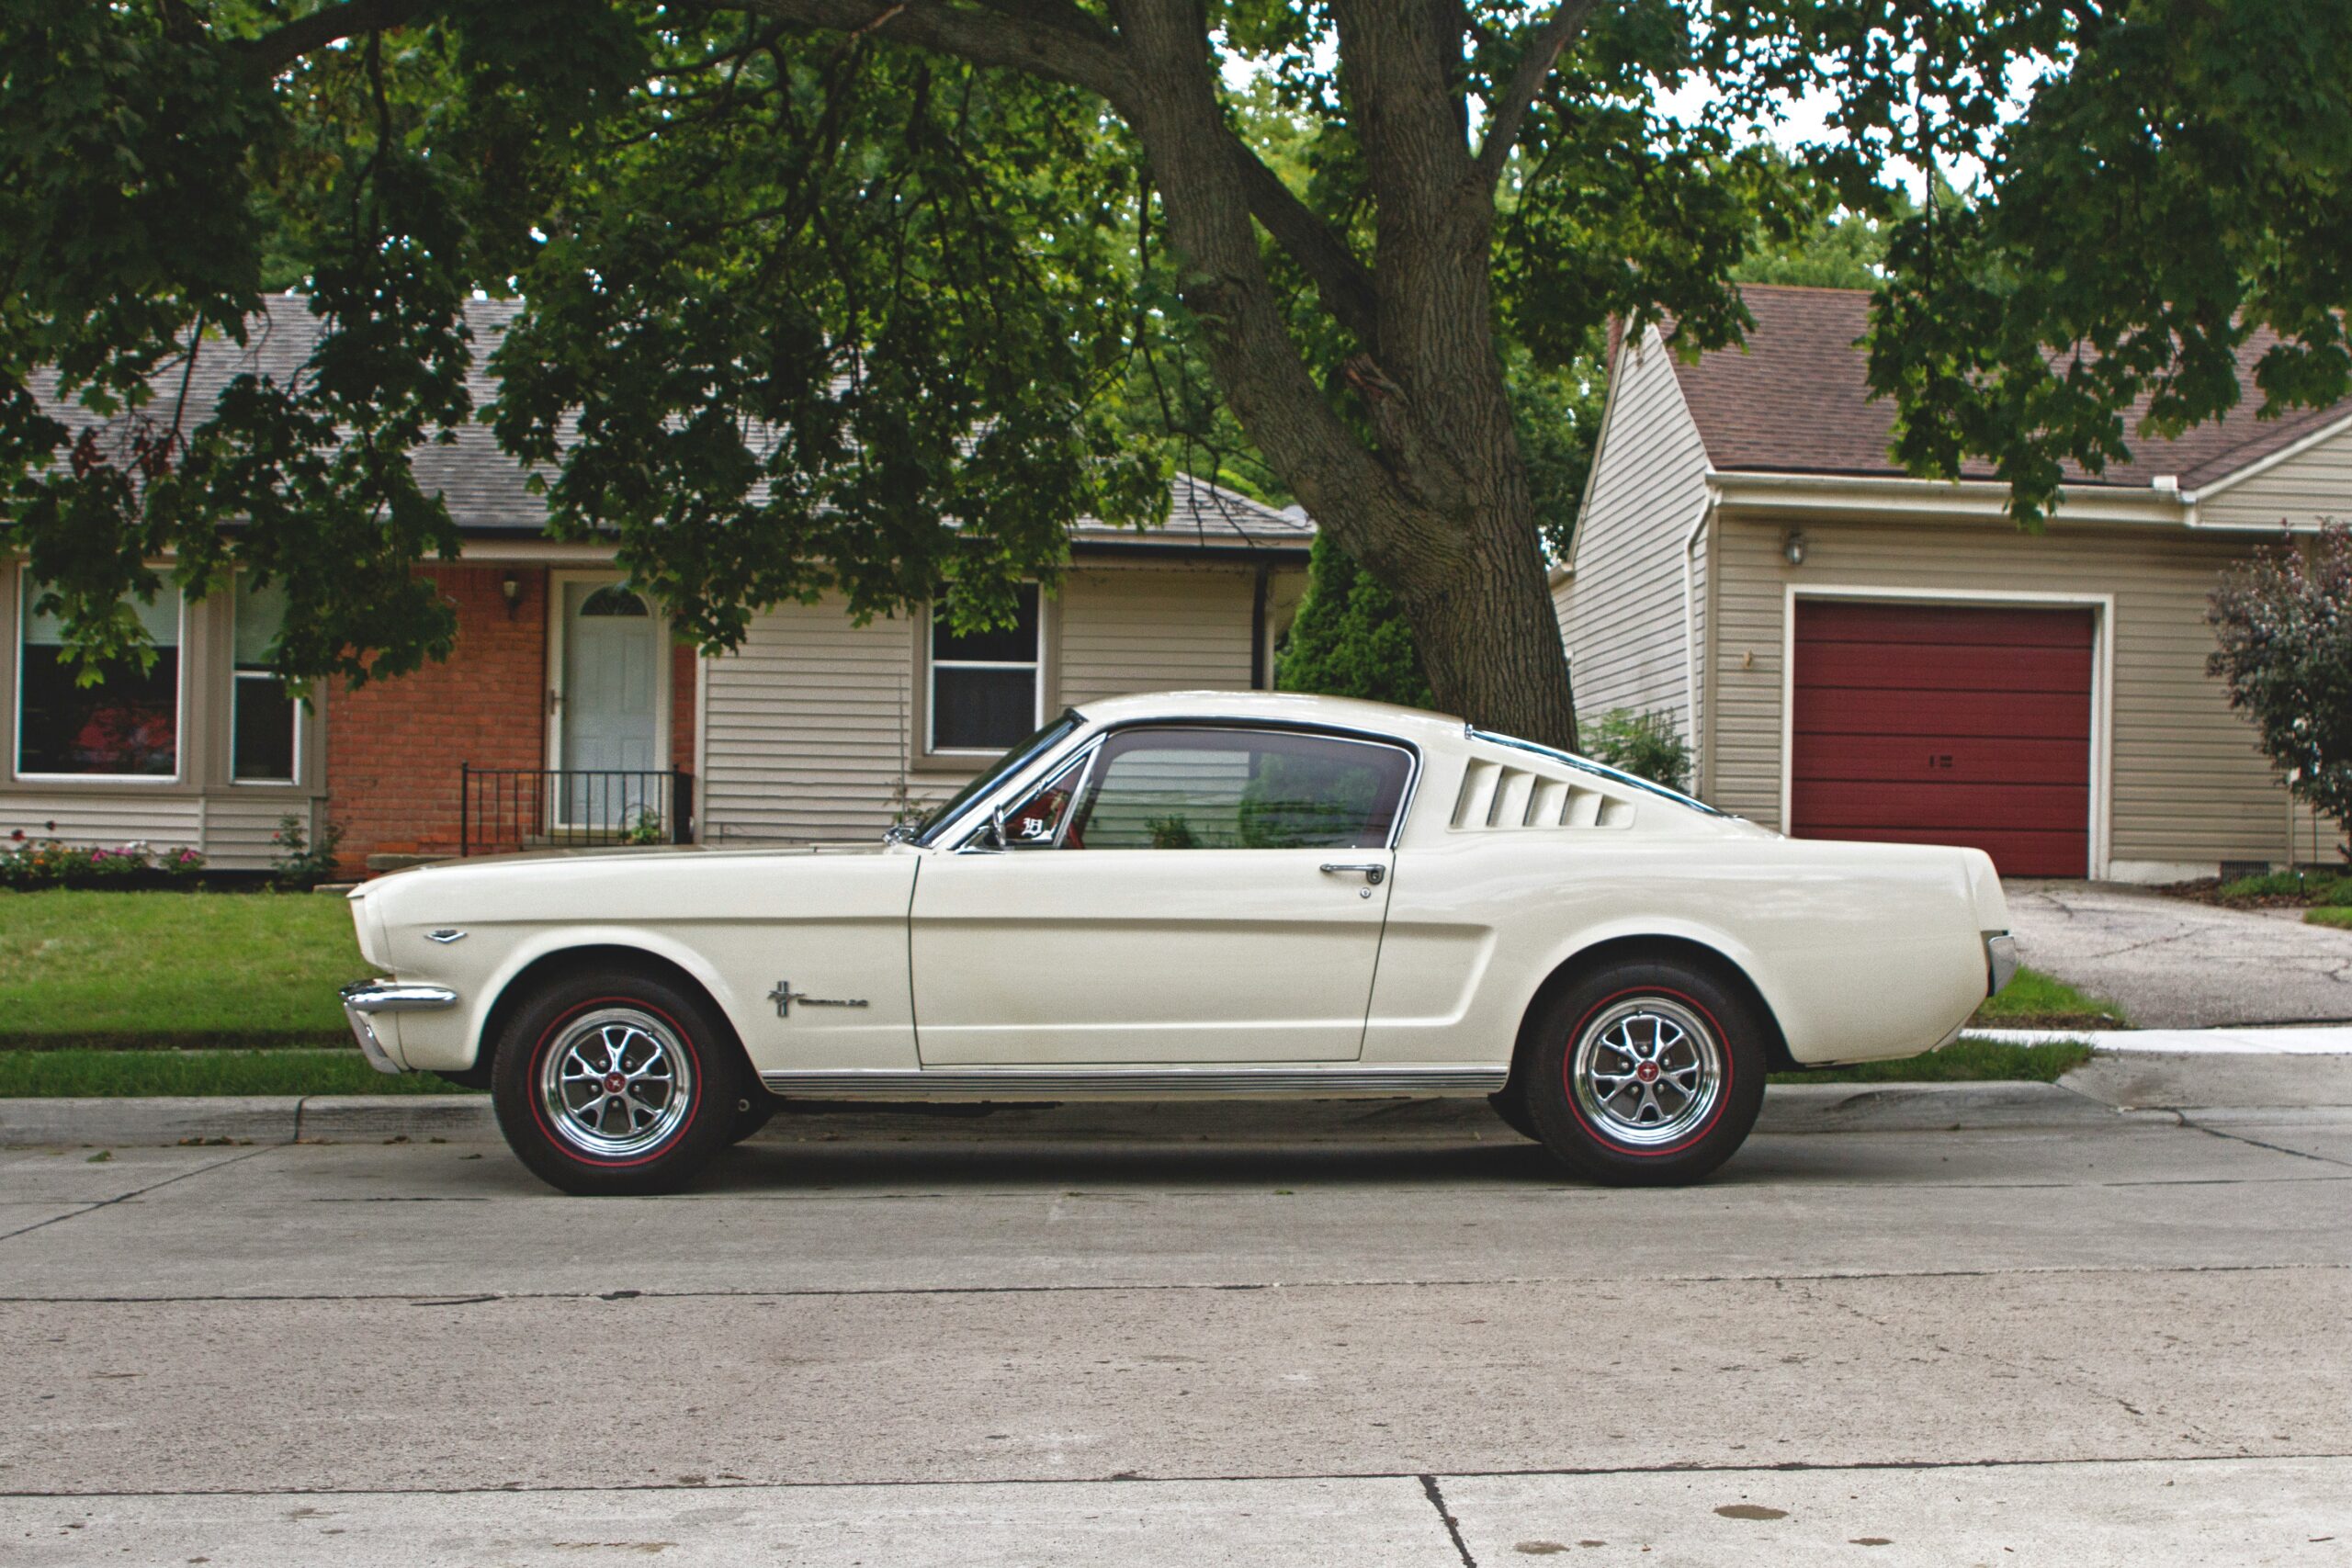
[2007, 880, 2352, 1027]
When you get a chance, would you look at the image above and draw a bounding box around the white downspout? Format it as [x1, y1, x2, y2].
[1680, 495, 1713, 792]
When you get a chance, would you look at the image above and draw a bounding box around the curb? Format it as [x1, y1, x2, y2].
[0, 1081, 2119, 1148]
[1968, 1025, 2352, 1055]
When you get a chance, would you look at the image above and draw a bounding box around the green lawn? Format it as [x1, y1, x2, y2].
[0, 1047, 477, 1097]
[1967, 965, 2128, 1030]
[2309, 907, 2352, 931]
[2216, 870, 2352, 906]
[0, 890, 369, 1047]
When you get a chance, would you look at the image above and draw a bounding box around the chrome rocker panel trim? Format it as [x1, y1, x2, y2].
[759, 1066, 1510, 1100]
[339, 980, 460, 1077]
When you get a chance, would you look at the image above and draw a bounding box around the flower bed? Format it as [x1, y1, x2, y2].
[0, 834, 207, 891]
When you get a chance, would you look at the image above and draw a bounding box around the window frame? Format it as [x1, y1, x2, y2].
[919, 586, 1048, 763]
[963, 719, 1423, 854]
[229, 573, 301, 788]
[13, 576, 188, 786]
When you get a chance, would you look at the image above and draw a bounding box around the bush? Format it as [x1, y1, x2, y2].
[269, 814, 345, 891]
[1276, 536, 1436, 709]
[0, 834, 206, 890]
[2209, 523, 2352, 854]
[1579, 707, 1692, 794]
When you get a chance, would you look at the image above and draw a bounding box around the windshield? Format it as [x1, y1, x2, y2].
[908, 710, 1085, 847]
[1467, 728, 1725, 818]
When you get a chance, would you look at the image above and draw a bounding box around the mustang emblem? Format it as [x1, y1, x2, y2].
[767, 980, 871, 1019]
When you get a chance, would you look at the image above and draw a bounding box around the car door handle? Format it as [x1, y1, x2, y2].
[1319, 862, 1386, 886]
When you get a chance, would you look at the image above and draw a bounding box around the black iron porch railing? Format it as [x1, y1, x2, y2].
[459, 766, 695, 857]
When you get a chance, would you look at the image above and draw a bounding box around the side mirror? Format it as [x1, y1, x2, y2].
[978, 805, 1009, 852]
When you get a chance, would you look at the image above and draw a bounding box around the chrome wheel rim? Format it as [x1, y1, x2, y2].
[1570, 996, 1724, 1148]
[537, 1007, 695, 1159]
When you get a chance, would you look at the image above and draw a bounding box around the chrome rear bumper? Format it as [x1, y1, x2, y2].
[1984, 932, 2020, 998]
[339, 980, 459, 1076]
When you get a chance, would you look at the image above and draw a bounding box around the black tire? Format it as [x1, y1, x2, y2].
[728, 1092, 778, 1145]
[491, 968, 744, 1195]
[1486, 1086, 1542, 1142]
[1522, 959, 1768, 1186]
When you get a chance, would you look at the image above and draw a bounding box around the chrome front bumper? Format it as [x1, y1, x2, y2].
[1984, 932, 2020, 998]
[339, 980, 460, 1076]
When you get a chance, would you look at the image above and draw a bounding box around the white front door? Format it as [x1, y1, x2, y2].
[559, 580, 661, 828]
[909, 725, 1416, 1064]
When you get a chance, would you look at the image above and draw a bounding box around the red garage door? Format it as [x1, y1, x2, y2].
[1791, 600, 2093, 878]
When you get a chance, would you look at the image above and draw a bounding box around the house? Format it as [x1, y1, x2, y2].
[4, 299, 1313, 874]
[1557, 284, 2345, 882]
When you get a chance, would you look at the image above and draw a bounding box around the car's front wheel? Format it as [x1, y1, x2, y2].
[492, 970, 743, 1195]
[1522, 959, 1768, 1186]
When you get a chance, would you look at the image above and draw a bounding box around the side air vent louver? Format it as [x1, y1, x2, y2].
[1450, 759, 1634, 831]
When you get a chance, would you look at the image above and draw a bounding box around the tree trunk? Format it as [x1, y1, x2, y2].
[1112, 0, 1581, 750]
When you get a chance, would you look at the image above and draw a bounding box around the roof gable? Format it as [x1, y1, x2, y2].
[1664, 285, 2346, 491]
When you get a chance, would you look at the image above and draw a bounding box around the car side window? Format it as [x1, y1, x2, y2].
[1063, 727, 1411, 851]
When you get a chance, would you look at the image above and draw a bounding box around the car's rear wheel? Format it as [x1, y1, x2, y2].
[492, 970, 742, 1195]
[1523, 959, 1767, 1186]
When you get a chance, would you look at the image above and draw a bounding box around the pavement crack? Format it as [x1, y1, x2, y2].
[2177, 1117, 2352, 1170]
[1418, 1473, 1479, 1567]
[0, 1145, 275, 1245]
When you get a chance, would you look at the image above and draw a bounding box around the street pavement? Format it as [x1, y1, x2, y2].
[2006, 880, 2352, 1027]
[4, 1083, 2349, 1566]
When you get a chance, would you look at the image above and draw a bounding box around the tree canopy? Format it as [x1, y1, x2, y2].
[4, 1, 2348, 750]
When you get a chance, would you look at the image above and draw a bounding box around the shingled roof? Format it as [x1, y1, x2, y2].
[1661, 285, 2348, 491]
[41, 294, 1313, 553]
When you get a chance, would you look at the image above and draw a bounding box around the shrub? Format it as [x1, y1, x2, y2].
[0, 834, 207, 890]
[270, 814, 345, 891]
[2209, 523, 2352, 854]
[1276, 536, 1436, 709]
[1579, 707, 1693, 794]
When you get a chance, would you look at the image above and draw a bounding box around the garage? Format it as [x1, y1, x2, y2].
[1790, 599, 2095, 877]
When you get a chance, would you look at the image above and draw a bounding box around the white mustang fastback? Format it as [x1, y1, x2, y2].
[343, 692, 2017, 1193]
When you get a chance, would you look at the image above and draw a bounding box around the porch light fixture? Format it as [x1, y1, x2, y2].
[1781, 529, 1809, 567]
[499, 572, 522, 618]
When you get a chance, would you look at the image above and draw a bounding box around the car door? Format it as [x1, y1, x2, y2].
[910, 724, 1416, 1064]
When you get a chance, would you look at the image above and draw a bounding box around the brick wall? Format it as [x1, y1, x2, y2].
[325, 566, 548, 871]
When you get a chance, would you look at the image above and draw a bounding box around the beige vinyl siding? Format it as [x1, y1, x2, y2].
[700, 563, 1278, 845]
[1706, 513, 2299, 871]
[0, 793, 310, 871]
[1557, 326, 1712, 748]
[2197, 417, 2352, 530]
[699, 598, 932, 846]
[1057, 564, 1257, 707]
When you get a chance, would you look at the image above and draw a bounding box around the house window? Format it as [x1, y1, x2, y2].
[930, 584, 1041, 752]
[16, 581, 181, 778]
[232, 575, 299, 784]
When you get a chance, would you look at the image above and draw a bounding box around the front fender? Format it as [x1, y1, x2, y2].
[386, 925, 756, 1075]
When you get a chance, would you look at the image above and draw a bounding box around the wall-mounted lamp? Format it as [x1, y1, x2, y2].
[1781, 529, 1809, 568]
[499, 572, 523, 619]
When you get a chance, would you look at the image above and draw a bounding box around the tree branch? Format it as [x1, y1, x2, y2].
[1473, 0, 1603, 183]
[232, 0, 431, 77]
[1227, 145, 1378, 350]
[730, 0, 1132, 105]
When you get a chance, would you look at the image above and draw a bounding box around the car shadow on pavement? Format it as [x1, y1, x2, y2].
[708, 1134, 1570, 1190]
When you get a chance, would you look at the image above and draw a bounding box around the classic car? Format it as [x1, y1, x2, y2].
[342, 691, 2018, 1194]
